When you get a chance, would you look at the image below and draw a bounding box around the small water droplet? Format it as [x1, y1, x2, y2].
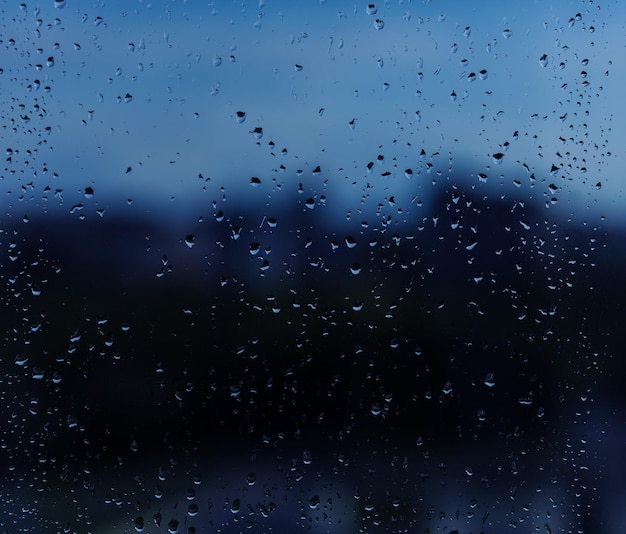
[249, 242, 261, 255]
[484, 373, 496, 387]
[134, 516, 144, 532]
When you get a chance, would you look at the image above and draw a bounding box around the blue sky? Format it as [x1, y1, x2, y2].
[3, 0, 624, 227]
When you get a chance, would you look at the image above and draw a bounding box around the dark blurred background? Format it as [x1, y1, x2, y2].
[2, 179, 623, 532]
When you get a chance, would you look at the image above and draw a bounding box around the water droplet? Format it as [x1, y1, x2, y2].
[450, 90, 457, 101]
[467, 72, 476, 82]
[371, 402, 382, 416]
[54, 0, 66, 8]
[212, 55, 222, 67]
[539, 54, 548, 68]
[305, 198, 315, 209]
[250, 176, 261, 187]
[235, 111, 246, 123]
[134, 516, 144, 532]
[167, 519, 179, 533]
[492, 152, 504, 164]
[374, 19, 384, 30]
[350, 263, 362, 275]
[366, 3, 377, 15]
[32, 367, 45, 379]
[463, 26, 471, 37]
[478, 69, 488, 80]
[184, 235, 195, 248]
[230, 498, 241, 514]
[484, 373, 496, 387]
[187, 503, 199, 517]
[309, 495, 320, 509]
[249, 242, 261, 255]
[345, 235, 357, 248]
[502, 28, 512, 39]
[251, 127, 263, 139]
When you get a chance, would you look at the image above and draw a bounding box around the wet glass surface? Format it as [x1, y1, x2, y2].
[1, 1, 625, 532]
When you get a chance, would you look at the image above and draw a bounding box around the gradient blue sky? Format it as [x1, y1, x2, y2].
[3, 0, 624, 226]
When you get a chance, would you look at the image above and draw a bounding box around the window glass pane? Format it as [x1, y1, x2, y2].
[1, 1, 623, 531]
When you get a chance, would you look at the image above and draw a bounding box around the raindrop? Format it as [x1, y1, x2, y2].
[230, 499, 241, 514]
[184, 235, 195, 248]
[539, 54, 548, 68]
[252, 127, 263, 139]
[54, 0, 66, 8]
[463, 26, 471, 37]
[366, 4, 377, 15]
[235, 111, 246, 123]
[467, 72, 476, 82]
[478, 69, 488, 80]
[250, 176, 261, 187]
[305, 198, 315, 209]
[309, 495, 320, 509]
[502, 28, 512, 39]
[374, 19, 384, 30]
[249, 242, 261, 255]
[492, 152, 504, 164]
[345, 235, 357, 248]
[212, 55, 222, 67]
[187, 503, 199, 517]
[484, 373, 496, 387]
